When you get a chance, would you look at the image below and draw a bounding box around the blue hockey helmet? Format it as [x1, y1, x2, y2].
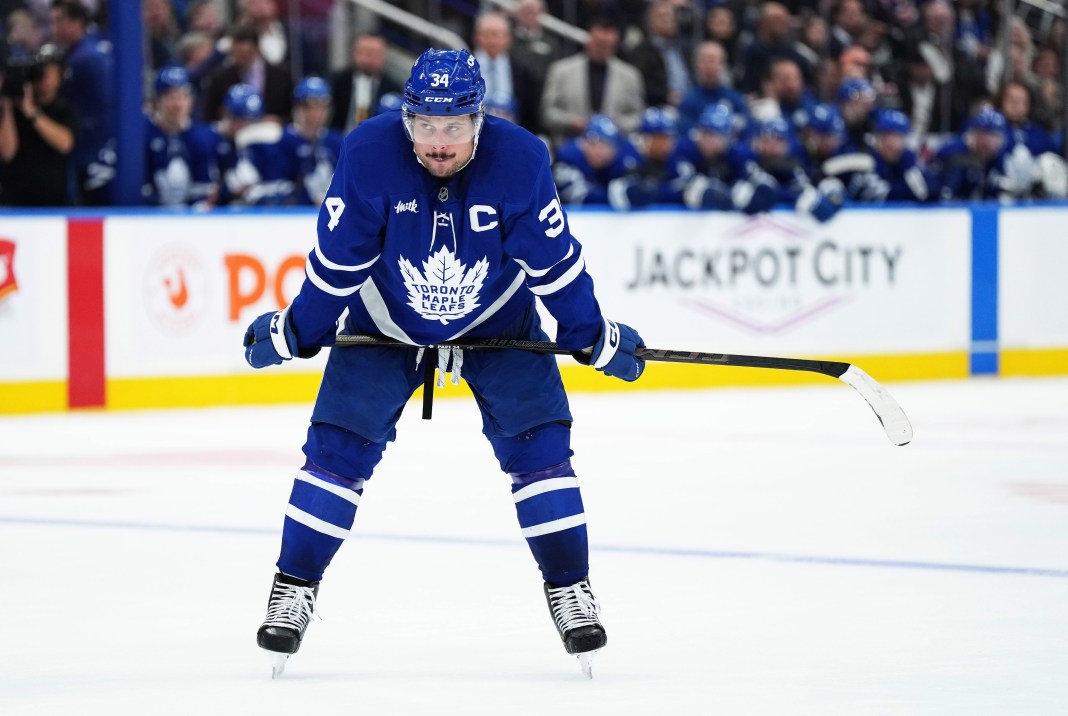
[874, 108, 911, 134]
[696, 103, 734, 136]
[583, 114, 620, 143]
[639, 106, 679, 135]
[837, 77, 876, 104]
[754, 116, 792, 141]
[225, 83, 264, 119]
[294, 76, 331, 104]
[968, 106, 1007, 133]
[807, 103, 845, 136]
[403, 48, 486, 116]
[154, 65, 191, 96]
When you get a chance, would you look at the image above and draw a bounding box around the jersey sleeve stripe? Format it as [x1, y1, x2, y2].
[314, 237, 380, 272]
[514, 243, 574, 278]
[527, 254, 585, 296]
[305, 259, 365, 297]
[360, 277, 417, 344]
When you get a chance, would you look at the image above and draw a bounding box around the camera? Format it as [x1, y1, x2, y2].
[0, 57, 45, 99]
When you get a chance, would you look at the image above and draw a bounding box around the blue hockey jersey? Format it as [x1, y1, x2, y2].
[143, 117, 223, 206]
[552, 137, 643, 207]
[288, 113, 605, 352]
[279, 125, 344, 206]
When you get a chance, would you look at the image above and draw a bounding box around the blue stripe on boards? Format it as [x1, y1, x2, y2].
[5, 515, 1068, 580]
[970, 205, 999, 375]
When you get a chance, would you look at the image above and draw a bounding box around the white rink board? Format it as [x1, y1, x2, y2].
[0, 218, 68, 381]
[567, 209, 971, 355]
[104, 214, 329, 378]
[998, 208, 1068, 348]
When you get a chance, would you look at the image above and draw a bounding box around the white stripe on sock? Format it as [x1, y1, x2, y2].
[520, 512, 586, 539]
[512, 476, 579, 504]
[295, 470, 362, 506]
[285, 504, 351, 539]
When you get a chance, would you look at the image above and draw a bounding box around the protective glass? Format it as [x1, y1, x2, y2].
[403, 111, 480, 145]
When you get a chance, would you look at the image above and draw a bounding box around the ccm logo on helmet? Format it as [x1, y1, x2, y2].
[425, 97, 454, 103]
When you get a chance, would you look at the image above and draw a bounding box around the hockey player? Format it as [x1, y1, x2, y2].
[730, 117, 845, 222]
[280, 77, 344, 206]
[677, 103, 739, 211]
[143, 66, 224, 207]
[551, 114, 649, 210]
[216, 83, 292, 206]
[242, 49, 646, 678]
[932, 106, 1037, 201]
[797, 103, 851, 181]
[837, 77, 878, 152]
[839, 109, 932, 203]
[630, 106, 687, 205]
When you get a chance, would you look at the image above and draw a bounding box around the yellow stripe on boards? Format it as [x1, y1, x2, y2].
[0, 381, 68, 413]
[1000, 348, 1068, 377]
[106, 373, 324, 410]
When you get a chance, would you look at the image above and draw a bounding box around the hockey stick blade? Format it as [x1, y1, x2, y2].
[330, 335, 913, 445]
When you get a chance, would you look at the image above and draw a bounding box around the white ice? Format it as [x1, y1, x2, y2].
[2, 377, 1067, 715]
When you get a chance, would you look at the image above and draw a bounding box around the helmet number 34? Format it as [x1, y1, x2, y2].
[430, 73, 449, 87]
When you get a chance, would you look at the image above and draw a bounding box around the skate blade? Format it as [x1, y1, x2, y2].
[269, 652, 289, 679]
[577, 649, 599, 679]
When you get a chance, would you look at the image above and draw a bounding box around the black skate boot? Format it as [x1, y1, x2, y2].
[257, 573, 319, 678]
[544, 577, 606, 678]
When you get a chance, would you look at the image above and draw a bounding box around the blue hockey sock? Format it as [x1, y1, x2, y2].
[277, 460, 365, 582]
[511, 459, 589, 587]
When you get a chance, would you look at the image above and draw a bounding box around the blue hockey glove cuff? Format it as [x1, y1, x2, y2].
[244, 305, 305, 368]
[573, 318, 646, 382]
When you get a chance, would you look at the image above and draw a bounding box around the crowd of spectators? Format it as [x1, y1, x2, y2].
[0, 0, 1065, 217]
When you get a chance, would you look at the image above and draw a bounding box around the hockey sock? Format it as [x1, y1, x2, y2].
[277, 460, 365, 582]
[511, 459, 589, 587]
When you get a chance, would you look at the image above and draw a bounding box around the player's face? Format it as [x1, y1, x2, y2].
[582, 138, 617, 170]
[755, 135, 788, 160]
[298, 99, 330, 132]
[410, 114, 477, 178]
[159, 87, 193, 124]
[643, 133, 675, 162]
[970, 128, 1004, 161]
[696, 130, 727, 159]
[875, 131, 905, 163]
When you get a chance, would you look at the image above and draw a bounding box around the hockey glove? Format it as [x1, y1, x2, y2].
[574, 318, 646, 382]
[243, 305, 319, 368]
[607, 177, 656, 210]
[683, 175, 732, 211]
[732, 176, 778, 215]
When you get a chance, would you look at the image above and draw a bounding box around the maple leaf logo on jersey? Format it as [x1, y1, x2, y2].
[399, 246, 488, 324]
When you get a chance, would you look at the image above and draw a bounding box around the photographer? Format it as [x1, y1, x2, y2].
[0, 49, 77, 206]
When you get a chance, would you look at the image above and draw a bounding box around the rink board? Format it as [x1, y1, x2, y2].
[0, 204, 1064, 412]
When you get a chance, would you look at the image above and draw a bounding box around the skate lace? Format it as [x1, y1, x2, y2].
[263, 583, 317, 631]
[547, 582, 601, 633]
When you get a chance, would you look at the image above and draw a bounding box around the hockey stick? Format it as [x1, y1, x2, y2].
[331, 334, 914, 446]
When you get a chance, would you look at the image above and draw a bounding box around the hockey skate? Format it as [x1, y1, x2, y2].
[544, 578, 606, 678]
[257, 573, 319, 678]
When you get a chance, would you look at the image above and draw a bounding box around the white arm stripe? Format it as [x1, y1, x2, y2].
[360, 277, 416, 344]
[295, 470, 362, 506]
[314, 237, 379, 272]
[284, 504, 351, 539]
[515, 244, 575, 278]
[528, 255, 585, 296]
[513, 476, 579, 503]
[521, 513, 586, 538]
[305, 259, 364, 297]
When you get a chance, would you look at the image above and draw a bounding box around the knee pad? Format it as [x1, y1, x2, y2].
[302, 422, 387, 484]
[489, 421, 573, 477]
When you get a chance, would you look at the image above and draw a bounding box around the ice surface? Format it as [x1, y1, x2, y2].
[1, 378, 1067, 715]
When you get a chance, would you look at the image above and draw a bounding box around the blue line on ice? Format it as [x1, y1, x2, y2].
[3, 514, 1067, 580]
